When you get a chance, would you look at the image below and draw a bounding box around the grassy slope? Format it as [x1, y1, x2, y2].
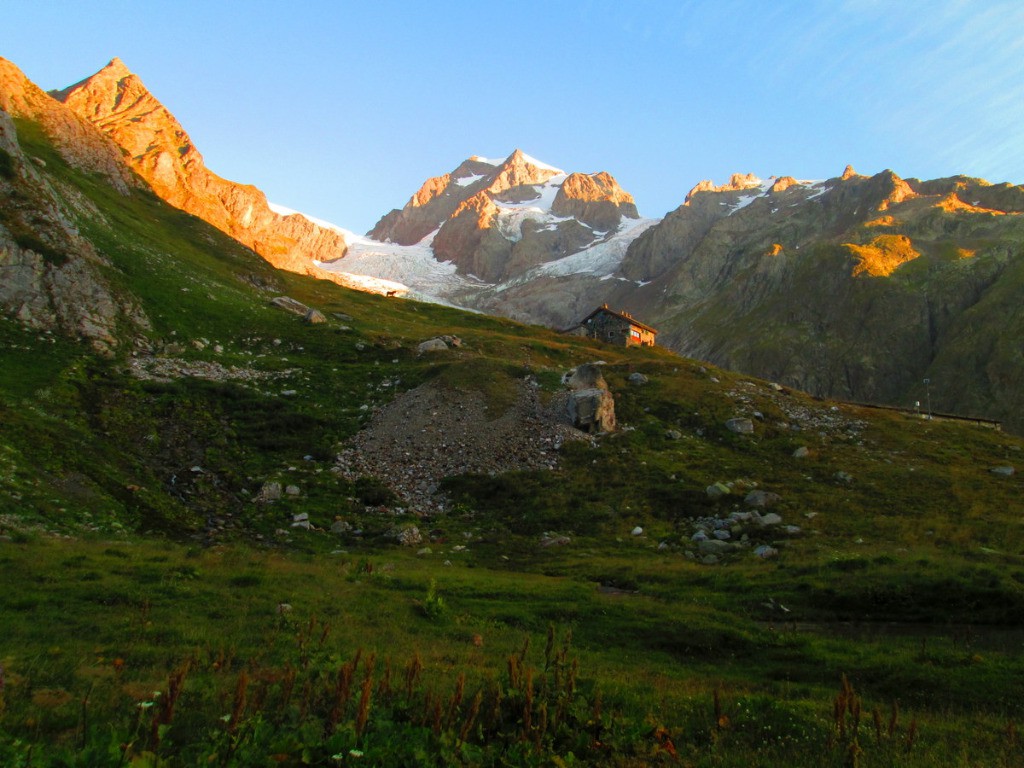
[1, 121, 1023, 765]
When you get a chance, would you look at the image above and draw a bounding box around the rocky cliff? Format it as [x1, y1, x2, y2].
[53, 58, 352, 280]
[0, 58, 148, 353]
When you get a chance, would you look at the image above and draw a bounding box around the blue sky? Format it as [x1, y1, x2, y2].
[5, 1, 1023, 233]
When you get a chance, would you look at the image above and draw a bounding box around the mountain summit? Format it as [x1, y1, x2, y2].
[53, 58, 354, 280]
[366, 149, 642, 283]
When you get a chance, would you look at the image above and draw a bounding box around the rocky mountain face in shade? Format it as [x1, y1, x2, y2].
[53, 58, 352, 280]
[622, 168, 1024, 431]
[0, 58, 148, 353]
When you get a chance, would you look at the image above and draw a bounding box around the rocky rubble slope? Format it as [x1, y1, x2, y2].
[333, 375, 594, 515]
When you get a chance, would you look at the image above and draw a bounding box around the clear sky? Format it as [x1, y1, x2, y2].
[4, 1, 1023, 233]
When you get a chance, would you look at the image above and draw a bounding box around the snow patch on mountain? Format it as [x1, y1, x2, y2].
[538, 216, 660, 278]
[517, 152, 564, 173]
[491, 174, 573, 241]
[726, 178, 827, 214]
[315, 230, 481, 304]
[268, 202, 355, 237]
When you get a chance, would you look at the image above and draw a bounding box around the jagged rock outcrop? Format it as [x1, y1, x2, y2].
[0, 61, 148, 353]
[54, 58, 351, 279]
[0, 57, 136, 194]
[368, 156, 500, 245]
[551, 171, 639, 231]
[685, 172, 762, 201]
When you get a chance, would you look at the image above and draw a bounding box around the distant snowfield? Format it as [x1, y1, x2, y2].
[267, 153, 660, 307]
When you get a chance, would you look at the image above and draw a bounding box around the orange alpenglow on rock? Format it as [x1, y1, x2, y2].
[684, 172, 763, 203]
[844, 234, 920, 277]
[53, 58, 359, 282]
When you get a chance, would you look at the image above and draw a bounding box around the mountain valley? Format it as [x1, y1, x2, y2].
[1, 54, 1023, 766]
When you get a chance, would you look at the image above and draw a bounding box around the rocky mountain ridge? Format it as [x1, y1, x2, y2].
[51, 58, 372, 289]
[5, 55, 1024, 431]
[368, 149, 644, 284]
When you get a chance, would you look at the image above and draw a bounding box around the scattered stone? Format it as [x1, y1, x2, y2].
[725, 418, 754, 434]
[990, 466, 1015, 477]
[276, 603, 293, 614]
[416, 547, 433, 556]
[270, 296, 311, 316]
[304, 308, 327, 324]
[665, 429, 682, 440]
[631, 526, 643, 536]
[701, 554, 720, 565]
[628, 372, 649, 385]
[440, 335, 462, 348]
[706, 482, 731, 499]
[792, 446, 809, 459]
[658, 541, 670, 551]
[753, 545, 778, 559]
[256, 481, 282, 503]
[396, 526, 423, 546]
[834, 471, 854, 483]
[713, 529, 731, 540]
[744, 490, 781, 509]
[417, 338, 449, 354]
[698, 539, 732, 555]
[757, 512, 783, 526]
[540, 534, 571, 548]
[783, 525, 802, 535]
[290, 513, 310, 530]
[330, 520, 352, 534]
[285, 485, 301, 496]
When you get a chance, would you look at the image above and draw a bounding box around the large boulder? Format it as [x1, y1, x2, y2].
[417, 338, 449, 354]
[563, 362, 616, 432]
[564, 363, 608, 391]
[568, 388, 616, 433]
[270, 296, 311, 316]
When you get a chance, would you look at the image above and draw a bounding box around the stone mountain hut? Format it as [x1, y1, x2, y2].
[567, 304, 658, 347]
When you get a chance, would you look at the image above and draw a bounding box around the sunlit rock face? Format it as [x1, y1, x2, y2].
[369, 150, 643, 283]
[55, 58, 352, 279]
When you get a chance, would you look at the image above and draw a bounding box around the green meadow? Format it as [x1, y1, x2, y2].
[1, 115, 1023, 766]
